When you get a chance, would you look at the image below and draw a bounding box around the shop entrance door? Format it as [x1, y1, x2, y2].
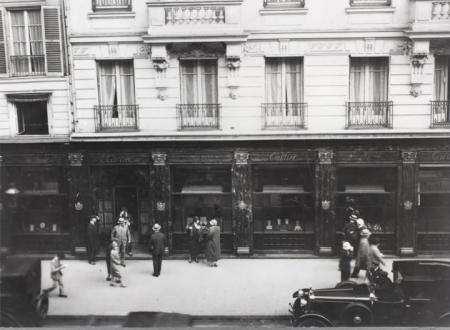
[114, 186, 139, 245]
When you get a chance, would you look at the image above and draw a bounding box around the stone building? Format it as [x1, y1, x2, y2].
[1, 0, 450, 256]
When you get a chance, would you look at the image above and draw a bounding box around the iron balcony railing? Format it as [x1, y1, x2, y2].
[10, 55, 45, 77]
[431, 101, 450, 128]
[92, 0, 132, 11]
[264, 0, 305, 8]
[346, 101, 393, 128]
[262, 103, 308, 129]
[94, 105, 138, 132]
[176, 104, 220, 130]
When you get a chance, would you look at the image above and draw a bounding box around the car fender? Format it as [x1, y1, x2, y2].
[341, 302, 374, 326]
[438, 312, 450, 326]
[335, 280, 357, 289]
[294, 312, 334, 327]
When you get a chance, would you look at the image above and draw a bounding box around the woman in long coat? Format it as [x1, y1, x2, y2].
[186, 216, 201, 263]
[354, 228, 371, 278]
[205, 219, 221, 267]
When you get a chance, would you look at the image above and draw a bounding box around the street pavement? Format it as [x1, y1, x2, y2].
[41, 257, 395, 317]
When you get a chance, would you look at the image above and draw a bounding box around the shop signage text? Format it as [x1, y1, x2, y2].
[269, 152, 301, 162]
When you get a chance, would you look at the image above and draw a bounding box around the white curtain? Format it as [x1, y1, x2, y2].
[181, 59, 218, 104]
[265, 58, 282, 103]
[98, 61, 117, 107]
[434, 56, 449, 101]
[350, 57, 388, 102]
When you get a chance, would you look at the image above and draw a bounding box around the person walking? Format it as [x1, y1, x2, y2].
[120, 207, 135, 257]
[43, 252, 67, 297]
[339, 241, 353, 282]
[369, 236, 386, 270]
[186, 216, 201, 263]
[205, 219, 221, 267]
[87, 215, 99, 265]
[352, 228, 371, 278]
[111, 218, 130, 266]
[105, 238, 118, 281]
[110, 240, 126, 287]
[149, 223, 166, 277]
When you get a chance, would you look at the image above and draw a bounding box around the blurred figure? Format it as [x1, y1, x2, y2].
[43, 252, 67, 297]
[111, 218, 130, 266]
[87, 215, 100, 265]
[339, 241, 353, 282]
[352, 228, 371, 278]
[186, 216, 201, 263]
[120, 207, 135, 257]
[205, 219, 221, 267]
[149, 223, 166, 277]
[110, 240, 126, 287]
[369, 236, 386, 270]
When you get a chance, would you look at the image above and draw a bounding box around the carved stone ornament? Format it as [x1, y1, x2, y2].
[234, 151, 249, 165]
[152, 152, 167, 166]
[321, 200, 331, 211]
[402, 151, 417, 163]
[226, 57, 241, 70]
[168, 43, 225, 58]
[410, 84, 422, 98]
[229, 86, 239, 100]
[318, 151, 333, 164]
[156, 201, 166, 211]
[152, 58, 169, 72]
[403, 200, 413, 211]
[156, 87, 168, 101]
[68, 153, 84, 166]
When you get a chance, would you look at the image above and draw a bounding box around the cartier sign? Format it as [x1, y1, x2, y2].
[419, 151, 450, 163]
[269, 152, 300, 161]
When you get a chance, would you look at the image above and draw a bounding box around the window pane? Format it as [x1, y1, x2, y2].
[285, 58, 303, 103]
[10, 11, 26, 55]
[16, 101, 48, 135]
[97, 61, 117, 106]
[434, 56, 449, 101]
[265, 58, 282, 103]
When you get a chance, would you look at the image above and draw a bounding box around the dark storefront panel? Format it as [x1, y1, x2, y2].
[252, 165, 315, 251]
[172, 233, 234, 253]
[417, 167, 450, 251]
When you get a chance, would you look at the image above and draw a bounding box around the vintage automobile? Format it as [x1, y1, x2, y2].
[289, 260, 450, 327]
[0, 256, 49, 327]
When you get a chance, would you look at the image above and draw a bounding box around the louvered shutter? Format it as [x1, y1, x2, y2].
[42, 6, 63, 75]
[0, 8, 8, 74]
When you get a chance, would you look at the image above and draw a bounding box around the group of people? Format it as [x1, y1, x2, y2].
[339, 212, 386, 282]
[186, 217, 221, 267]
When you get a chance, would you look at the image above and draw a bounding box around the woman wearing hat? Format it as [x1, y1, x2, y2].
[339, 241, 353, 281]
[205, 219, 221, 267]
[186, 216, 201, 263]
[352, 228, 371, 278]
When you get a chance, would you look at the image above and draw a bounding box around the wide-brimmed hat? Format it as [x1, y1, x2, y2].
[360, 228, 371, 237]
[356, 218, 365, 227]
[342, 241, 353, 251]
[209, 219, 217, 226]
[117, 217, 125, 223]
[152, 223, 161, 231]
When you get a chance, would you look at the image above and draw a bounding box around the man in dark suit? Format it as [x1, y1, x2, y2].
[87, 215, 100, 265]
[150, 223, 166, 277]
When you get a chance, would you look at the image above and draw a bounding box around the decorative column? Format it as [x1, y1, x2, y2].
[150, 152, 171, 252]
[399, 151, 418, 256]
[317, 150, 336, 255]
[226, 43, 242, 99]
[67, 152, 90, 254]
[406, 40, 429, 97]
[232, 151, 252, 255]
[151, 45, 169, 101]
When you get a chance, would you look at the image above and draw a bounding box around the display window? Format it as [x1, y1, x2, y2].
[171, 166, 232, 233]
[335, 167, 397, 233]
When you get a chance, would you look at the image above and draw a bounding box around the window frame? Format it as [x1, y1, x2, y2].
[349, 0, 391, 7]
[349, 56, 389, 102]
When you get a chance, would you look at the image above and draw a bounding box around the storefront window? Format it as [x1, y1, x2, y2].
[172, 166, 232, 233]
[336, 167, 397, 233]
[418, 168, 450, 232]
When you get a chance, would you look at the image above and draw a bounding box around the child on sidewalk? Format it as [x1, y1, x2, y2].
[110, 240, 126, 288]
[339, 241, 353, 282]
[43, 252, 67, 297]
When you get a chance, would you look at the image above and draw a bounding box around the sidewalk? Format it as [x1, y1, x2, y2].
[41, 258, 395, 317]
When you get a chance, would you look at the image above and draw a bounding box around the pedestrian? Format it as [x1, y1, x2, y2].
[105, 238, 118, 281]
[87, 215, 100, 265]
[43, 252, 67, 297]
[343, 214, 359, 253]
[198, 220, 209, 255]
[369, 236, 386, 270]
[120, 206, 134, 257]
[339, 241, 353, 282]
[149, 223, 166, 277]
[205, 219, 221, 267]
[111, 217, 130, 266]
[352, 228, 371, 278]
[110, 240, 126, 287]
[186, 216, 201, 263]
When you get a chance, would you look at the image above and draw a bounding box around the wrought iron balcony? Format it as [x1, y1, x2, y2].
[92, 0, 131, 11]
[94, 105, 138, 132]
[10, 55, 45, 77]
[165, 7, 225, 25]
[177, 104, 220, 130]
[431, 101, 450, 128]
[264, 0, 305, 8]
[346, 101, 393, 128]
[262, 103, 307, 129]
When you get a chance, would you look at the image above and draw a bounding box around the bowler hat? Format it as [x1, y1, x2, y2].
[117, 217, 125, 223]
[342, 241, 353, 251]
[360, 228, 371, 237]
[209, 219, 217, 226]
[152, 223, 161, 231]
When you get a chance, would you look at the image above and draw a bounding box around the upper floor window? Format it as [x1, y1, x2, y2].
[434, 55, 449, 101]
[350, 0, 391, 6]
[264, 0, 305, 8]
[97, 60, 135, 107]
[265, 57, 303, 103]
[93, 0, 132, 11]
[7, 93, 50, 135]
[349, 57, 388, 102]
[0, 7, 64, 77]
[180, 59, 218, 104]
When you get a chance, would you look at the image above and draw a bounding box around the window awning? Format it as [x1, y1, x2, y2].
[7, 93, 50, 103]
[344, 185, 386, 193]
[262, 185, 304, 193]
[181, 185, 223, 194]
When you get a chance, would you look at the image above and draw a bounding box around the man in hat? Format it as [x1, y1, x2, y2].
[111, 217, 130, 266]
[87, 215, 100, 265]
[149, 223, 166, 277]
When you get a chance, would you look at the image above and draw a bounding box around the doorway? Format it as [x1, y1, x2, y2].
[115, 186, 139, 244]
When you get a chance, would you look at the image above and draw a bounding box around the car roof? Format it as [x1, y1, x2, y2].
[0, 257, 41, 277]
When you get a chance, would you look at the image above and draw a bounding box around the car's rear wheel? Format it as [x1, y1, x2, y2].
[33, 294, 49, 320]
[1, 311, 22, 327]
[341, 304, 373, 326]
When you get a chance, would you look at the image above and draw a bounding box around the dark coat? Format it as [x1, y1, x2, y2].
[187, 224, 201, 257]
[339, 249, 353, 272]
[150, 231, 166, 255]
[87, 222, 99, 246]
[205, 225, 221, 262]
[343, 221, 358, 247]
[355, 237, 371, 270]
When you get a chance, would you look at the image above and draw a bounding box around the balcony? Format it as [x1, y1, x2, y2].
[346, 101, 393, 129]
[409, 1, 450, 36]
[92, 0, 132, 11]
[10, 55, 45, 77]
[431, 101, 450, 128]
[177, 104, 220, 130]
[263, 0, 305, 8]
[262, 103, 307, 129]
[94, 105, 138, 132]
[349, 0, 391, 6]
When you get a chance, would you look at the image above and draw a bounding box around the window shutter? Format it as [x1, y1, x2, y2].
[42, 6, 63, 75]
[0, 8, 8, 74]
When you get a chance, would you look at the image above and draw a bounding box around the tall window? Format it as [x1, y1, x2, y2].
[349, 57, 388, 102]
[9, 9, 44, 75]
[97, 60, 135, 108]
[180, 59, 218, 104]
[434, 55, 449, 101]
[265, 57, 303, 103]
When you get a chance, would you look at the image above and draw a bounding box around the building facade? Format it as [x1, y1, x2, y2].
[1, 0, 450, 256]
